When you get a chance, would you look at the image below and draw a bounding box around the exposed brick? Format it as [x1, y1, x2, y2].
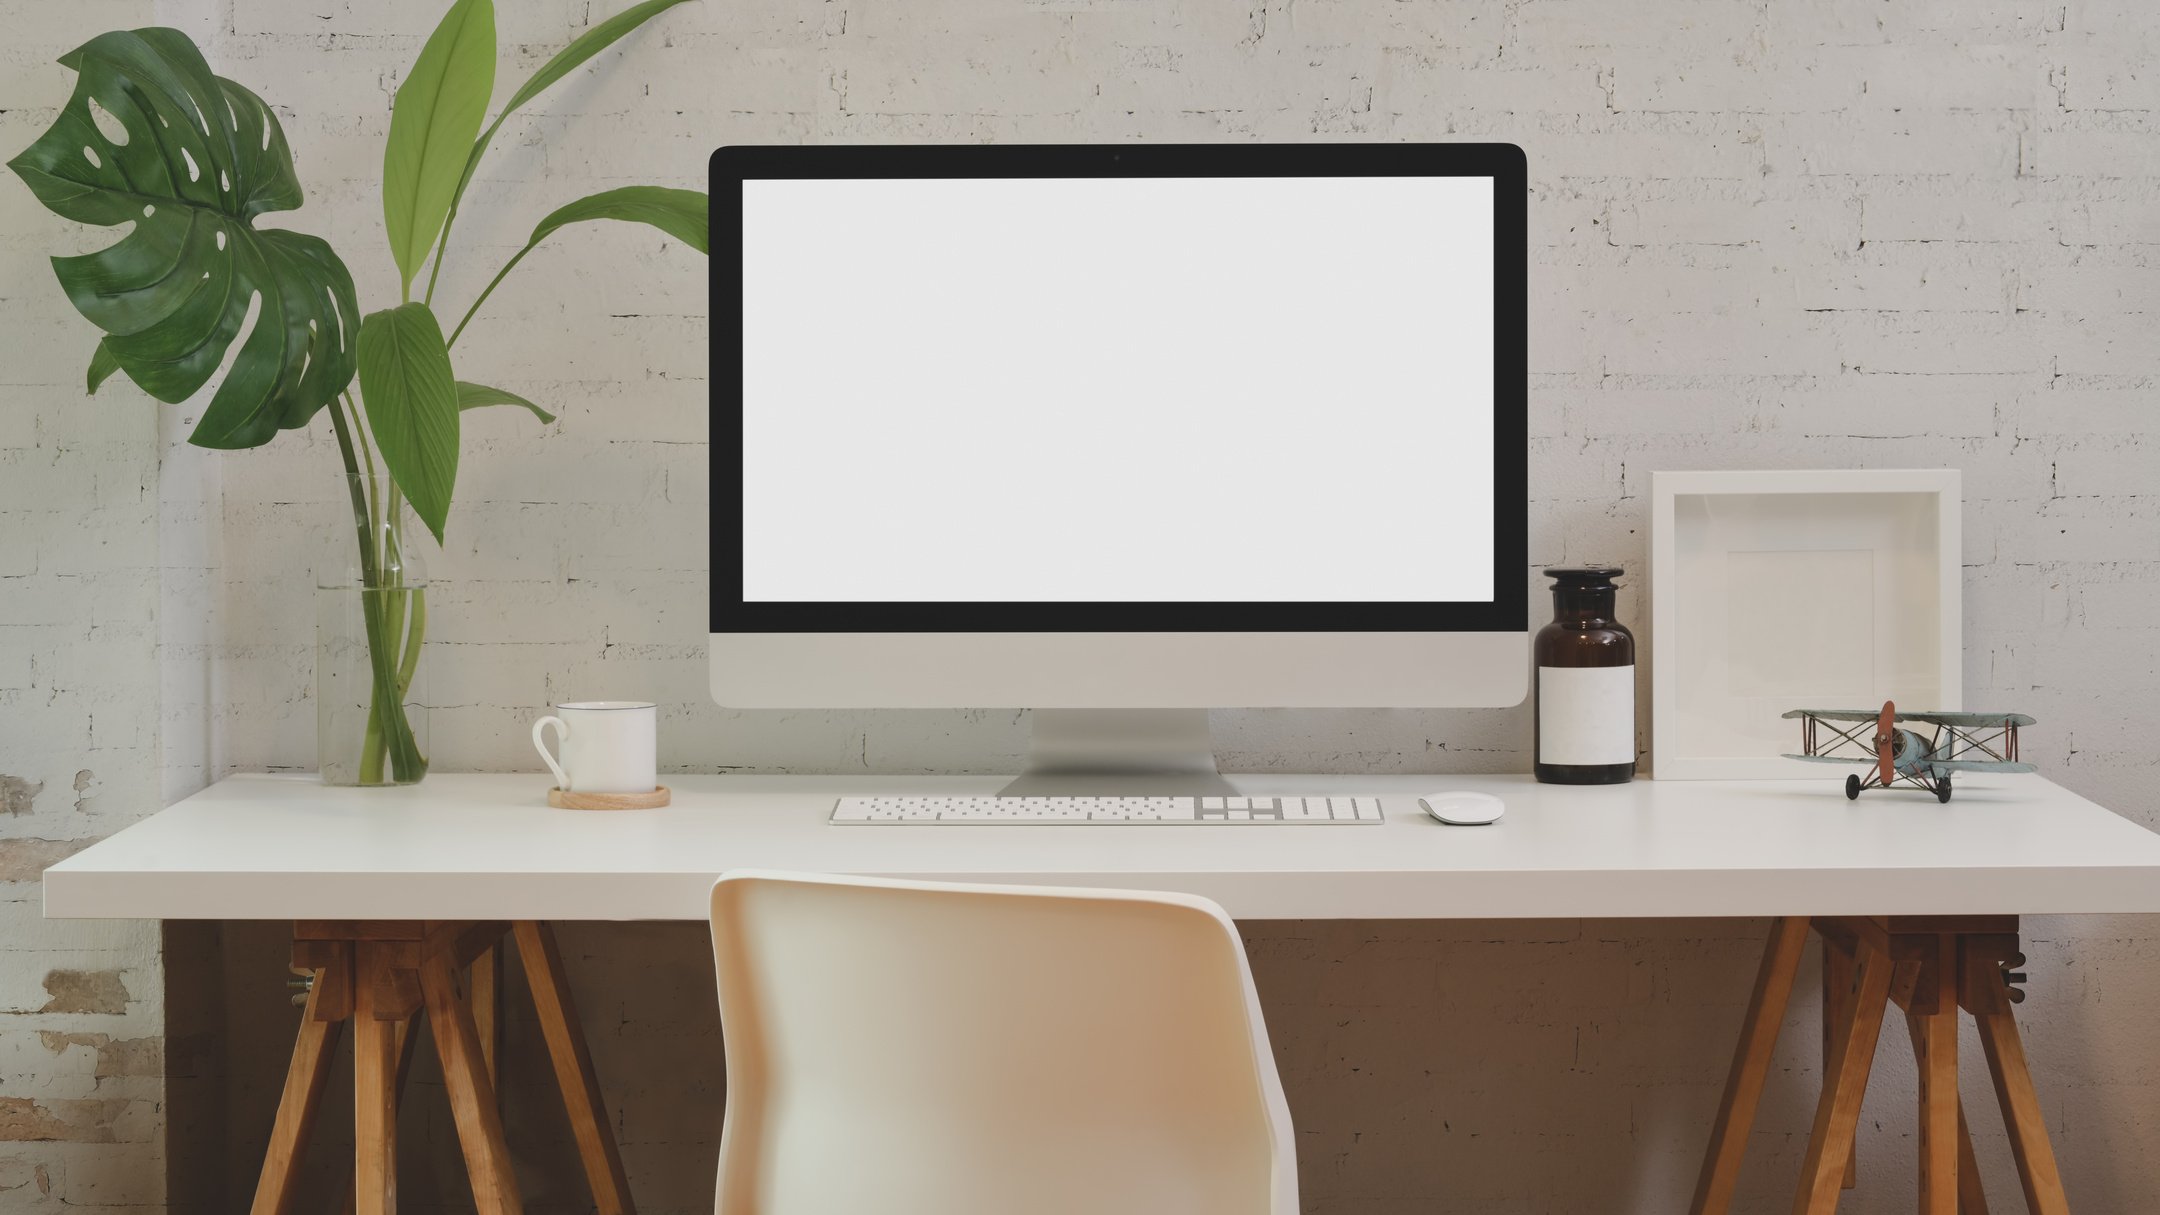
[36, 970, 129, 1017]
[0, 1098, 120, 1145]
[0, 775, 41, 817]
[35, 1031, 162, 1078]
[0, 1156, 53, 1201]
[0, 839, 87, 884]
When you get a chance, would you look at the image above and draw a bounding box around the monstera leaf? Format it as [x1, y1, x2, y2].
[8, 28, 359, 449]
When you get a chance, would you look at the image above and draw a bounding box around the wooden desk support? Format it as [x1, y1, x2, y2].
[1691, 916, 2067, 1215]
[248, 920, 634, 1215]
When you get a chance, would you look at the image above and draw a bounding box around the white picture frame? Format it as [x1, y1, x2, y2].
[1649, 469, 1961, 780]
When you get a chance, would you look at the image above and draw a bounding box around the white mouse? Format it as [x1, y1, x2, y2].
[1418, 791, 1505, 826]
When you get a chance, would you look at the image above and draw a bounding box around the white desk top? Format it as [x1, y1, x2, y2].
[43, 772, 2160, 922]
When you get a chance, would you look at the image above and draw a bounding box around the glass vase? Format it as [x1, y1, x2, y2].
[317, 473, 431, 787]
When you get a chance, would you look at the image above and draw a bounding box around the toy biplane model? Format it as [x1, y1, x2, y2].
[1782, 700, 2036, 802]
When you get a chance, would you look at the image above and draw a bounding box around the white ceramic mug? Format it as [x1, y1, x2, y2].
[532, 701, 657, 794]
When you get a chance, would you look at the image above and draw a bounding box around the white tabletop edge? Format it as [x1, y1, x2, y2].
[43, 771, 2160, 922]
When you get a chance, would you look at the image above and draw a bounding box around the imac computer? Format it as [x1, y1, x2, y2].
[710, 144, 1527, 796]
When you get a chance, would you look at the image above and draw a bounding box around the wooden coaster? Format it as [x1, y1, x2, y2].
[547, 786, 671, 811]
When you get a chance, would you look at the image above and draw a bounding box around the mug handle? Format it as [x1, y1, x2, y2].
[532, 716, 571, 790]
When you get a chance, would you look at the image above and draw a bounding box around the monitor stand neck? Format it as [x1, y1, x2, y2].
[998, 708, 1238, 797]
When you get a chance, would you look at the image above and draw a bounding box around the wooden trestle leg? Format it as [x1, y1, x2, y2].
[1964, 935, 2071, 1215]
[249, 920, 634, 1215]
[472, 942, 502, 1085]
[334, 1011, 421, 1215]
[1908, 934, 1961, 1215]
[421, 940, 523, 1213]
[249, 953, 347, 1215]
[515, 921, 638, 1214]
[352, 983, 399, 1215]
[1793, 934, 1894, 1214]
[1823, 931, 1859, 1191]
[1695, 916, 2069, 1215]
[1900, 1010, 1992, 1215]
[1690, 916, 1810, 1215]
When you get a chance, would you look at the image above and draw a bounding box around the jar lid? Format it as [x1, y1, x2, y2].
[1544, 566, 1624, 584]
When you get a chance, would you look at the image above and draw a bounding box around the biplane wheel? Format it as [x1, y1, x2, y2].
[1845, 773, 1862, 800]
[1936, 774, 1953, 804]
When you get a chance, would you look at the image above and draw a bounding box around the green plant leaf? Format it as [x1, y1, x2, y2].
[383, 0, 495, 298]
[7, 27, 360, 447]
[357, 303, 460, 543]
[86, 341, 120, 394]
[455, 380, 554, 424]
[426, 0, 692, 303]
[447, 186, 706, 346]
[458, 0, 693, 204]
[530, 185, 709, 253]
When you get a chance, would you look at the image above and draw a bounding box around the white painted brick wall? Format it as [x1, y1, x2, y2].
[5, 0, 2160, 1210]
[0, 0, 174, 1204]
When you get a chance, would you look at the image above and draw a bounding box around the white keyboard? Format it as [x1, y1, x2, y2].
[830, 795, 1384, 825]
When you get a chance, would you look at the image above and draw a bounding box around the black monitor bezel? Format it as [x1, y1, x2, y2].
[711, 143, 1528, 634]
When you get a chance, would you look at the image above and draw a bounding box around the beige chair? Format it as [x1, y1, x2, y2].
[708, 870, 1297, 1215]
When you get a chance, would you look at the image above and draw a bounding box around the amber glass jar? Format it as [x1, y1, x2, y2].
[1533, 566, 1636, 785]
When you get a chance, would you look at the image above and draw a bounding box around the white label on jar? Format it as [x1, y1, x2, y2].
[1539, 665, 1636, 766]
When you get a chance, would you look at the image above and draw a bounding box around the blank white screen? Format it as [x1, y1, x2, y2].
[740, 176, 1495, 603]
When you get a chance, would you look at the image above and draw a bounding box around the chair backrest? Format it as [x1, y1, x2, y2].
[709, 870, 1296, 1215]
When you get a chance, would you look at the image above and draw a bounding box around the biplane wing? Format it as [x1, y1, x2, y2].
[1924, 758, 2037, 774]
[1780, 708, 2038, 728]
[1789, 751, 2039, 773]
[1893, 711, 2038, 729]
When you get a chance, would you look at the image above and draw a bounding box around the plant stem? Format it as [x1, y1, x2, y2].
[351, 390, 380, 494]
[368, 582, 405, 784]
[374, 439, 426, 782]
[378, 478, 409, 738]
[332, 401, 391, 781]
[330, 400, 380, 585]
[424, 218, 449, 307]
[331, 398, 426, 784]
[396, 587, 427, 698]
[425, 132, 494, 309]
[344, 390, 386, 572]
[386, 478, 406, 554]
[359, 657, 387, 782]
[447, 245, 533, 349]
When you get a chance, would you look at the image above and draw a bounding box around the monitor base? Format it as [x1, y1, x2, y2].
[997, 708, 1238, 797]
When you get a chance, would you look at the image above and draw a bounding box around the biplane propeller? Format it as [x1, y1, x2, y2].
[1782, 700, 2036, 802]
